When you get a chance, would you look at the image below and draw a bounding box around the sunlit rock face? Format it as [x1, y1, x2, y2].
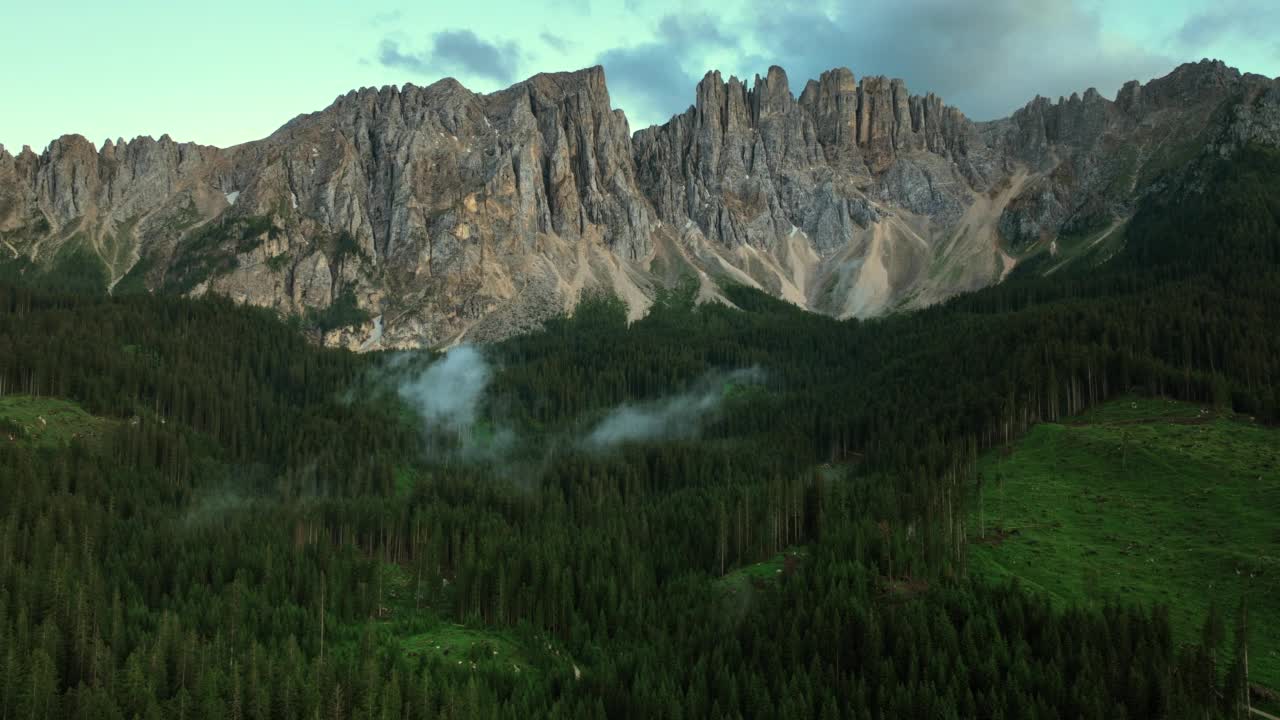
[2, 59, 1275, 349]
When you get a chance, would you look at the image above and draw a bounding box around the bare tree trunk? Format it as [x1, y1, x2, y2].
[1244, 600, 1251, 718]
[319, 573, 326, 664]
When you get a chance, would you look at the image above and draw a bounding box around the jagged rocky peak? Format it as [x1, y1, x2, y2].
[19, 133, 225, 228]
[799, 68, 857, 157]
[1001, 57, 1277, 169]
[513, 64, 612, 104]
[292, 66, 616, 138]
[634, 64, 980, 242]
[751, 66, 794, 119]
[677, 65, 974, 170]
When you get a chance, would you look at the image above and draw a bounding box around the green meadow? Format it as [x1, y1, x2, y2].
[970, 396, 1280, 690]
[0, 394, 111, 447]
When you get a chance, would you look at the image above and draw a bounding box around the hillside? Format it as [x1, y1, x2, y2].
[969, 396, 1280, 691]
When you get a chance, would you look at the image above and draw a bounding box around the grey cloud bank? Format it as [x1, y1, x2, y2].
[380, 30, 520, 84]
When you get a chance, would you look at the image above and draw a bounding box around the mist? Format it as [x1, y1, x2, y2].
[395, 345, 514, 460]
[398, 345, 490, 432]
[584, 367, 764, 450]
[390, 349, 766, 462]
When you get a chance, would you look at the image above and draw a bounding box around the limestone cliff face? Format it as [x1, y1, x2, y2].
[2, 59, 1277, 348]
[633, 65, 1001, 317]
[200, 67, 658, 347]
[0, 134, 229, 286]
[987, 60, 1278, 251]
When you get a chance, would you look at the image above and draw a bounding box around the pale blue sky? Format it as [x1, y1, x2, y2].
[3, 0, 1277, 153]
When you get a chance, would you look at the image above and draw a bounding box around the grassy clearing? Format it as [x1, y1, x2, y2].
[718, 547, 807, 595]
[400, 625, 532, 673]
[353, 563, 570, 679]
[969, 395, 1280, 689]
[0, 395, 111, 447]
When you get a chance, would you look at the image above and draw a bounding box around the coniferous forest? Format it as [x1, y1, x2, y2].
[0, 145, 1278, 718]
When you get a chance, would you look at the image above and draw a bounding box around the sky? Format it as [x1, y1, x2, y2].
[3, 0, 1278, 153]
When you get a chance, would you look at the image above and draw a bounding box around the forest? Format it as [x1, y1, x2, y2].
[0, 145, 1277, 718]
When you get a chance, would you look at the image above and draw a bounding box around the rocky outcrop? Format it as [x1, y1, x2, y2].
[980, 59, 1280, 252]
[631, 65, 1002, 316]
[2, 59, 1277, 348]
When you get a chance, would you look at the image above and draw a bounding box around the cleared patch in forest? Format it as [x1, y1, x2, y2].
[717, 546, 807, 594]
[400, 626, 531, 672]
[969, 395, 1280, 690]
[362, 563, 572, 679]
[0, 395, 111, 447]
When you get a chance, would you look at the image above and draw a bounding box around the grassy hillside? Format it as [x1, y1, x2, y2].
[969, 396, 1280, 689]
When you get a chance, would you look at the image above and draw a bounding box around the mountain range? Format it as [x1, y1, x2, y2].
[2, 58, 1278, 349]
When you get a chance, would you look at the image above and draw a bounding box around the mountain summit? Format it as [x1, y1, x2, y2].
[2, 59, 1277, 348]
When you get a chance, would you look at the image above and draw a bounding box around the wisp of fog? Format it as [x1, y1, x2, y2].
[585, 367, 764, 450]
[397, 345, 490, 432]
[393, 349, 764, 461]
[394, 345, 518, 461]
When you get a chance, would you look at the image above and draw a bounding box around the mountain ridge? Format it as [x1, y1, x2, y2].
[2, 58, 1277, 349]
